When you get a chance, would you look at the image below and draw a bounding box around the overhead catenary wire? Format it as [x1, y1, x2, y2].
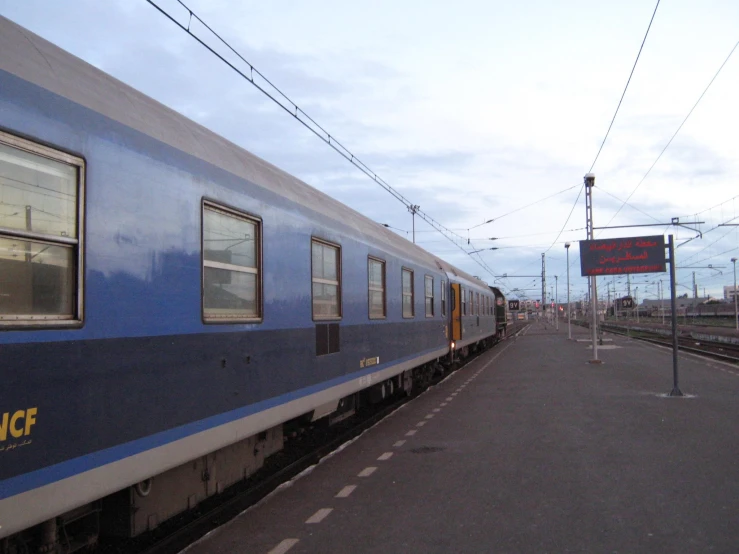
[543, 185, 584, 254]
[679, 216, 739, 262]
[602, 36, 739, 229]
[536, 3, 661, 270]
[588, 0, 661, 173]
[144, 0, 507, 275]
[466, 183, 580, 231]
[597, 188, 662, 223]
[677, 193, 739, 220]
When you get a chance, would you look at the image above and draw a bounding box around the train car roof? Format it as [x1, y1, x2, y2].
[0, 16, 488, 289]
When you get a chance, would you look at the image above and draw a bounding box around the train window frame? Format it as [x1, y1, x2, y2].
[402, 267, 414, 318]
[462, 287, 467, 315]
[469, 290, 474, 315]
[424, 275, 434, 317]
[441, 280, 446, 317]
[0, 130, 85, 328]
[311, 237, 342, 321]
[475, 292, 479, 316]
[367, 256, 386, 319]
[202, 200, 263, 323]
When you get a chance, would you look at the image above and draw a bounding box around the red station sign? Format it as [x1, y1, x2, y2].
[579, 235, 667, 276]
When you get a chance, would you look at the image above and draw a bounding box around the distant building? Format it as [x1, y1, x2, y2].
[643, 297, 712, 310]
[724, 286, 738, 301]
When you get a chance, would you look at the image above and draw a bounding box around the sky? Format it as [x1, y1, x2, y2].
[1, 0, 738, 304]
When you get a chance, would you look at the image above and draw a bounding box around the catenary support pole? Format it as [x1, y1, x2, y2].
[541, 253, 546, 321]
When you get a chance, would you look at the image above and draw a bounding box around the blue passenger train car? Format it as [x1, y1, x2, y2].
[0, 16, 502, 548]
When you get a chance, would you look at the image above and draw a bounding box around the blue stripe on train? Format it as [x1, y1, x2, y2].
[0, 346, 440, 500]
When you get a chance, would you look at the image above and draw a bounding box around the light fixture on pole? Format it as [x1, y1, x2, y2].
[565, 242, 571, 340]
[732, 257, 738, 331]
[381, 223, 408, 236]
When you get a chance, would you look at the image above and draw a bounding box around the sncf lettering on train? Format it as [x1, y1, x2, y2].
[0, 407, 38, 442]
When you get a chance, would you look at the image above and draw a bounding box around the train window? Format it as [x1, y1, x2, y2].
[312, 239, 341, 319]
[425, 275, 434, 317]
[462, 287, 467, 315]
[475, 292, 479, 316]
[202, 201, 261, 322]
[0, 132, 84, 327]
[402, 268, 414, 318]
[441, 280, 446, 316]
[368, 257, 386, 319]
[469, 290, 474, 315]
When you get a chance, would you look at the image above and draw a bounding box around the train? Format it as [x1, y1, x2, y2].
[0, 16, 508, 552]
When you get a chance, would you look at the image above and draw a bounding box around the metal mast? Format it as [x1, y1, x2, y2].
[585, 173, 599, 362]
[541, 254, 546, 320]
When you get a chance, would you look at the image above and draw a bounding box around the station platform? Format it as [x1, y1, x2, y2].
[185, 321, 739, 554]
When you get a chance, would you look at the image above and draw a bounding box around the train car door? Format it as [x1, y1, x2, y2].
[451, 282, 462, 341]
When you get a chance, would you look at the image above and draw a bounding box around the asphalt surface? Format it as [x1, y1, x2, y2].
[184, 321, 739, 554]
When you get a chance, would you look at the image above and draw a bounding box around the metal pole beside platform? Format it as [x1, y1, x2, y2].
[585, 173, 599, 362]
[668, 234, 682, 396]
[566, 243, 571, 340]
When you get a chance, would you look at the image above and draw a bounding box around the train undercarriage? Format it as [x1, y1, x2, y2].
[2, 342, 499, 554]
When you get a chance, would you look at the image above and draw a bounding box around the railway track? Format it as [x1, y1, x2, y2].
[102, 325, 529, 554]
[599, 323, 739, 364]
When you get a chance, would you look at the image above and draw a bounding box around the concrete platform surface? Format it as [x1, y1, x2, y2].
[184, 321, 739, 554]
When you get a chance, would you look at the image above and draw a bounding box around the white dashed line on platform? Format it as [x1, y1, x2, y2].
[433, 408, 441, 412]
[358, 467, 377, 477]
[416, 421, 427, 427]
[378, 452, 393, 461]
[268, 538, 299, 554]
[406, 430, 417, 436]
[306, 508, 333, 524]
[393, 440, 406, 447]
[425, 414, 434, 419]
[336, 485, 356, 498]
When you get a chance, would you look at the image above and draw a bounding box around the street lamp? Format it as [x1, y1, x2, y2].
[469, 247, 499, 254]
[732, 257, 738, 331]
[565, 242, 571, 340]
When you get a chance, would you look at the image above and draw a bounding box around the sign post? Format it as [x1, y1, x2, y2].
[668, 235, 682, 396]
[579, 235, 666, 276]
[579, 234, 681, 395]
